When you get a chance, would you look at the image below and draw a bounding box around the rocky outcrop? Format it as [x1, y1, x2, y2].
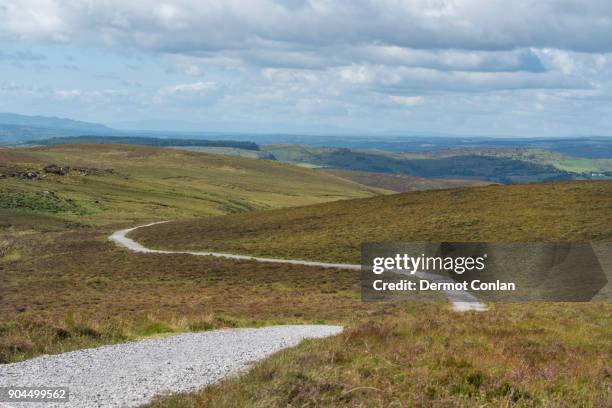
[43, 164, 71, 175]
[0, 164, 114, 180]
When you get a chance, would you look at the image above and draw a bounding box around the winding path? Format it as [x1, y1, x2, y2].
[110, 222, 486, 311]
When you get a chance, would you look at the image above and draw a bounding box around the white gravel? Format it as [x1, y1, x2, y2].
[0, 325, 343, 408]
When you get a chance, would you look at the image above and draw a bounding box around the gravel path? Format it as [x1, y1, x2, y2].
[0, 325, 342, 408]
[110, 221, 359, 270]
[110, 222, 486, 311]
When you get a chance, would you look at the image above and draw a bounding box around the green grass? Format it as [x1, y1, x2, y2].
[551, 158, 612, 173]
[132, 180, 611, 407]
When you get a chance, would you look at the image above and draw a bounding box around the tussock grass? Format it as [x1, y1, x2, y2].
[146, 303, 611, 407]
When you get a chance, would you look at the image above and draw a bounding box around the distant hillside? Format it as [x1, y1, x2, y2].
[0, 113, 117, 144]
[263, 145, 573, 183]
[424, 147, 612, 177]
[261, 135, 612, 158]
[134, 181, 612, 263]
[0, 124, 93, 143]
[324, 169, 491, 192]
[0, 113, 112, 132]
[29, 136, 260, 151]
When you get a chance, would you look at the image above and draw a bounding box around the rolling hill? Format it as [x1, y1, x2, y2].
[0, 144, 379, 228]
[133, 181, 612, 263]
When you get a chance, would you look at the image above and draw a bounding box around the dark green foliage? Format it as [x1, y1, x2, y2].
[268, 146, 571, 183]
[28, 136, 260, 150]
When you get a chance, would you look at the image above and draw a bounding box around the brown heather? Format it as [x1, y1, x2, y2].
[1, 145, 610, 407]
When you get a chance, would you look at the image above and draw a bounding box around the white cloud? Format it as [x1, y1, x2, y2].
[390, 95, 424, 106]
[2, 1, 612, 136]
[182, 64, 204, 76]
[55, 89, 81, 99]
[158, 81, 216, 95]
[338, 65, 375, 84]
[1, 1, 612, 53]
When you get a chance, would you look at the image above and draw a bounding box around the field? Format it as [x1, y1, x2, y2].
[1, 146, 610, 407]
[551, 158, 612, 174]
[3, 224, 610, 407]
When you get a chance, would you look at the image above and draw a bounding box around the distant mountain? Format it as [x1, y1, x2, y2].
[0, 113, 112, 133]
[0, 113, 116, 144]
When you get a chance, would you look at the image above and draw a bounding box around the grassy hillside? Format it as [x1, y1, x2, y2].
[0, 144, 378, 227]
[134, 181, 612, 263]
[323, 169, 491, 192]
[0, 142, 380, 362]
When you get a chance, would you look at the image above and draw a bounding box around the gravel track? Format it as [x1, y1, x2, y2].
[110, 222, 486, 311]
[0, 325, 342, 408]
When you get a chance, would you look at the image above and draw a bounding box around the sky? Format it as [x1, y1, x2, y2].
[1, 0, 612, 136]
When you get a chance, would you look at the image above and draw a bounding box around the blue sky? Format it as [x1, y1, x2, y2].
[1, 0, 612, 136]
